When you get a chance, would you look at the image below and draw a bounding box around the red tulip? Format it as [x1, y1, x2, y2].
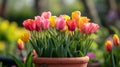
[82, 23, 99, 34]
[17, 39, 24, 50]
[105, 40, 112, 52]
[66, 20, 76, 31]
[23, 19, 35, 31]
[41, 11, 51, 19]
[55, 17, 66, 30]
[113, 34, 120, 46]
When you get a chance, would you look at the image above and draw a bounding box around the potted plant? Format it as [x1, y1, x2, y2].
[21, 11, 99, 67]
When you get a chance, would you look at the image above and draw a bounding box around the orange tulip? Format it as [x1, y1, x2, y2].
[21, 32, 29, 43]
[105, 40, 112, 52]
[72, 11, 81, 20]
[78, 17, 90, 31]
[17, 39, 24, 50]
[113, 34, 120, 46]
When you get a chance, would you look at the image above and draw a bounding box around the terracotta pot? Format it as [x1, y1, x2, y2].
[32, 56, 89, 67]
[87, 61, 101, 67]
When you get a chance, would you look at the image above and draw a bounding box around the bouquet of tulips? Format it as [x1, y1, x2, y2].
[20, 11, 99, 57]
[105, 34, 120, 67]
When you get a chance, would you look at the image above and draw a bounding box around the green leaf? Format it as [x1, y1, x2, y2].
[11, 55, 25, 67]
[25, 51, 34, 67]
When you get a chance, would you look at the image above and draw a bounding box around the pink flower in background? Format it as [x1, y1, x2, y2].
[56, 17, 66, 30]
[23, 19, 36, 31]
[41, 11, 51, 19]
[66, 20, 76, 31]
[82, 23, 99, 34]
[86, 52, 96, 59]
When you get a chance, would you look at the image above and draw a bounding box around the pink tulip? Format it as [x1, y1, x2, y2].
[55, 17, 66, 30]
[82, 23, 99, 34]
[34, 16, 50, 31]
[23, 19, 36, 31]
[66, 20, 76, 31]
[41, 11, 51, 19]
[34, 16, 42, 31]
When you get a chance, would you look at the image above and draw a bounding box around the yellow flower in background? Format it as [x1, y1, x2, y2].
[49, 16, 56, 27]
[0, 41, 5, 51]
[113, 34, 120, 46]
[0, 20, 9, 31]
[21, 32, 29, 43]
[72, 11, 81, 20]
[78, 17, 90, 31]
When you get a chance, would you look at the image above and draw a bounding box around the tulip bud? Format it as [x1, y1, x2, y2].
[17, 39, 24, 50]
[113, 34, 120, 46]
[23, 57, 26, 63]
[33, 50, 37, 56]
[105, 40, 112, 52]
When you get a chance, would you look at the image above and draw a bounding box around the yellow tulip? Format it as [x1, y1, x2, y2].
[63, 15, 70, 21]
[49, 16, 56, 27]
[113, 34, 120, 46]
[17, 39, 24, 50]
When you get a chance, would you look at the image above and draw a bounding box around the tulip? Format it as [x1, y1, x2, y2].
[55, 17, 66, 30]
[23, 57, 26, 63]
[33, 50, 37, 56]
[113, 34, 120, 46]
[49, 16, 56, 27]
[41, 18, 50, 30]
[21, 32, 29, 43]
[78, 17, 90, 31]
[72, 11, 81, 20]
[41, 11, 51, 19]
[23, 19, 35, 31]
[17, 39, 24, 50]
[105, 40, 112, 52]
[82, 23, 99, 34]
[66, 20, 76, 31]
[60, 15, 70, 21]
[34, 16, 50, 31]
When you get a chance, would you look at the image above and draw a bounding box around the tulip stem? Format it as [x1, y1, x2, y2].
[111, 51, 116, 67]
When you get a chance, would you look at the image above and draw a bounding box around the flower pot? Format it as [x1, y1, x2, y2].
[32, 56, 89, 67]
[87, 61, 101, 67]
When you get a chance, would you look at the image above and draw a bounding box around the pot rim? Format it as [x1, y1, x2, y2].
[32, 56, 89, 64]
